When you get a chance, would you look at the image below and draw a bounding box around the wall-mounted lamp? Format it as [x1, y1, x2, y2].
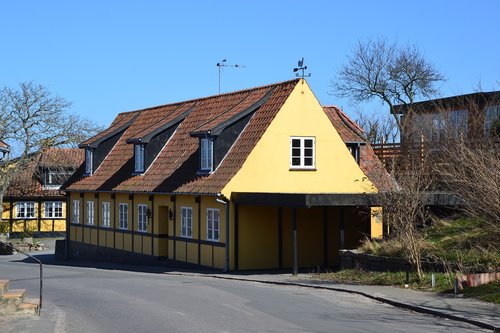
[146, 208, 152, 219]
[168, 208, 175, 221]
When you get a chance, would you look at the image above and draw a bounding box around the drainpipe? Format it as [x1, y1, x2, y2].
[216, 193, 230, 272]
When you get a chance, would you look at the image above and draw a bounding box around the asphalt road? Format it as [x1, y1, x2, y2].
[0, 254, 490, 333]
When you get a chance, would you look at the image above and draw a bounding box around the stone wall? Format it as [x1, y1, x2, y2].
[339, 250, 443, 272]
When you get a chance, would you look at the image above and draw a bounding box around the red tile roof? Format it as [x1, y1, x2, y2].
[6, 148, 83, 197]
[65, 81, 393, 195]
[65, 80, 300, 194]
[323, 106, 394, 192]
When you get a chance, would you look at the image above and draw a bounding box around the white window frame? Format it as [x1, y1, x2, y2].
[290, 136, 316, 169]
[181, 207, 193, 238]
[119, 203, 128, 230]
[102, 202, 110, 227]
[206, 208, 220, 241]
[137, 204, 148, 232]
[200, 138, 213, 172]
[85, 148, 93, 175]
[15, 202, 35, 219]
[135, 144, 145, 173]
[86, 201, 95, 225]
[44, 201, 63, 218]
[72, 200, 80, 224]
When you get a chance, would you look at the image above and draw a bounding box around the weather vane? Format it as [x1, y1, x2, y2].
[293, 57, 311, 78]
[217, 59, 246, 94]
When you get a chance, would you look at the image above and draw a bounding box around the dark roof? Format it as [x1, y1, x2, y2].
[6, 148, 83, 197]
[65, 80, 300, 194]
[394, 91, 500, 114]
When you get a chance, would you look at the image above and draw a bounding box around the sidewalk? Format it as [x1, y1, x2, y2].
[189, 272, 499, 332]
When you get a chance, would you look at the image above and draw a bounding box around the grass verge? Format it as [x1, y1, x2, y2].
[316, 269, 500, 303]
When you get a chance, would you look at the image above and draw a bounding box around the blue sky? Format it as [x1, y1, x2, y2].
[1, 1, 499, 127]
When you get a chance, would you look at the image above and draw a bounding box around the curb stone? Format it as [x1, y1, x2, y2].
[168, 272, 499, 332]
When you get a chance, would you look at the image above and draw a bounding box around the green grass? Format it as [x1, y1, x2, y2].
[424, 218, 500, 273]
[461, 281, 500, 304]
[318, 269, 453, 292]
[339, 217, 500, 303]
[360, 217, 500, 273]
[317, 269, 500, 303]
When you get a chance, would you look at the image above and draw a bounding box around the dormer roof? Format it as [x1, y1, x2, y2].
[79, 111, 139, 148]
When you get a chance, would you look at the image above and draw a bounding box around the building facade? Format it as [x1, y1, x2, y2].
[2, 148, 83, 236]
[396, 91, 500, 143]
[63, 79, 391, 271]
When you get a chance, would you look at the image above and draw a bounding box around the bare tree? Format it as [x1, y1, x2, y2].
[0, 82, 102, 224]
[380, 155, 433, 281]
[436, 142, 499, 234]
[354, 110, 399, 144]
[331, 38, 445, 129]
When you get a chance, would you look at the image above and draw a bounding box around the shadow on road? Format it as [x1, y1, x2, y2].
[10, 252, 297, 277]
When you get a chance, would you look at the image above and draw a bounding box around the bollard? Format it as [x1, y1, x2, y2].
[431, 273, 435, 288]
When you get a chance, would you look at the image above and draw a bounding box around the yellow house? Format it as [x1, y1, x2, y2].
[63, 79, 391, 272]
[2, 148, 83, 236]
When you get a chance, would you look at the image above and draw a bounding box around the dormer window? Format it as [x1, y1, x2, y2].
[85, 148, 93, 175]
[346, 143, 361, 165]
[134, 144, 145, 173]
[200, 138, 213, 172]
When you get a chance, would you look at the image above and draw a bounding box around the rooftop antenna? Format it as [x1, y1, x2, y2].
[293, 57, 311, 78]
[217, 59, 246, 94]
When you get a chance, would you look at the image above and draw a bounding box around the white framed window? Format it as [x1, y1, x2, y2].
[290, 136, 315, 169]
[44, 170, 73, 188]
[200, 138, 213, 171]
[86, 201, 95, 225]
[138, 204, 148, 232]
[119, 203, 128, 229]
[135, 144, 145, 173]
[72, 200, 80, 224]
[102, 202, 110, 227]
[16, 202, 35, 219]
[85, 148, 93, 175]
[206, 208, 220, 241]
[181, 207, 192, 238]
[45, 202, 63, 218]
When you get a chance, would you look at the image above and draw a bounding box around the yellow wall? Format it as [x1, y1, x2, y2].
[222, 79, 376, 197]
[238, 205, 279, 270]
[370, 207, 383, 239]
[67, 192, 228, 269]
[1, 200, 68, 233]
[171, 195, 227, 269]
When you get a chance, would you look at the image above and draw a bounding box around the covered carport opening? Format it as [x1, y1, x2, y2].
[231, 193, 380, 274]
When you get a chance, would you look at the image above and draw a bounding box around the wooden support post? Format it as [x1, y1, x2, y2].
[292, 207, 298, 276]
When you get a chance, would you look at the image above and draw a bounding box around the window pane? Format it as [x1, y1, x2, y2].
[290, 137, 314, 169]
